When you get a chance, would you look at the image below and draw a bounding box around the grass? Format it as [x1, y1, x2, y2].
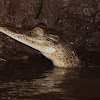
[36, 0, 43, 18]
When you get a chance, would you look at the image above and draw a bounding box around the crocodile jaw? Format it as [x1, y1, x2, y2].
[0, 27, 56, 54]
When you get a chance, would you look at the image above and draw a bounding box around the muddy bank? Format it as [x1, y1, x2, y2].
[0, 0, 100, 66]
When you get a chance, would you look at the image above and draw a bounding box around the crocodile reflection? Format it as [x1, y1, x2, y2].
[0, 67, 77, 95]
[31, 67, 68, 94]
[0, 26, 80, 68]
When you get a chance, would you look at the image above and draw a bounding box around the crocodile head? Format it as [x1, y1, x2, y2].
[0, 25, 80, 68]
[26, 27, 59, 54]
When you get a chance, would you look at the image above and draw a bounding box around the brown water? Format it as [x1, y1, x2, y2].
[0, 53, 100, 100]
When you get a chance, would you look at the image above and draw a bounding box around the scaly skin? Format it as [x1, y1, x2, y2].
[0, 26, 80, 68]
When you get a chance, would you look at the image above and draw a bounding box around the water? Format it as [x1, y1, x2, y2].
[0, 55, 100, 100]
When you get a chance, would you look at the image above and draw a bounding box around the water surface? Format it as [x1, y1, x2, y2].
[0, 54, 100, 100]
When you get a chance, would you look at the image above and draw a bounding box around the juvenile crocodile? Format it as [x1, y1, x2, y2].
[0, 26, 80, 68]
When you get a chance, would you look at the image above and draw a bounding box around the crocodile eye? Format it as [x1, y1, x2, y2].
[33, 27, 44, 36]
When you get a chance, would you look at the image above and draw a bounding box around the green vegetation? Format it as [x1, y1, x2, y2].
[36, 0, 43, 18]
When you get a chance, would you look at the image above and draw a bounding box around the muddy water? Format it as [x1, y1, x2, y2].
[0, 53, 100, 100]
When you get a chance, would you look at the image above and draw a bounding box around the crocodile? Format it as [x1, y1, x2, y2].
[0, 25, 80, 68]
